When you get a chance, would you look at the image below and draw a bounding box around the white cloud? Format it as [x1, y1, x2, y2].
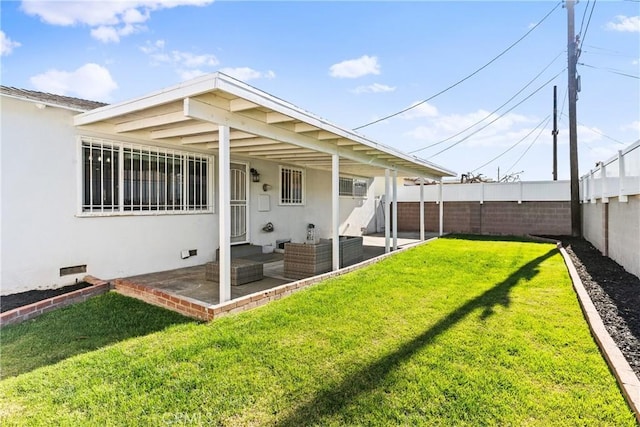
[0, 30, 21, 56]
[405, 109, 537, 149]
[30, 63, 118, 101]
[219, 67, 276, 81]
[329, 55, 380, 78]
[21, 1, 213, 43]
[577, 124, 604, 144]
[400, 101, 439, 119]
[140, 40, 220, 80]
[621, 120, 640, 132]
[606, 15, 640, 33]
[352, 83, 396, 94]
[179, 69, 207, 81]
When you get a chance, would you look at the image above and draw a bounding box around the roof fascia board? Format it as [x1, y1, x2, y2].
[2, 93, 88, 113]
[74, 74, 220, 126]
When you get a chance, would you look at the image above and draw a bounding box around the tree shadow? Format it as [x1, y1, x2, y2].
[276, 248, 557, 426]
[0, 292, 195, 379]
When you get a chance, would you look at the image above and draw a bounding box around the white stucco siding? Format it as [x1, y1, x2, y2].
[1, 97, 218, 294]
[244, 159, 376, 248]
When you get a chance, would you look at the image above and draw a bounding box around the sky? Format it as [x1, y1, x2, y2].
[1, 0, 638, 181]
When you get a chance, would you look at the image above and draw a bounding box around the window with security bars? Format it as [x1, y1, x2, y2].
[339, 177, 368, 198]
[82, 139, 211, 214]
[279, 166, 304, 205]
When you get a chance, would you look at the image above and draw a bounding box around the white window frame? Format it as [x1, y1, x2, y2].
[279, 165, 305, 206]
[339, 176, 368, 198]
[77, 137, 214, 216]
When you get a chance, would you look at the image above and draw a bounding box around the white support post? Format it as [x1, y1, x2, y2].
[480, 182, 485, 204]
[384, 169, 391, 253]
[392, 170, 398, 251]
[419, 177, 425, 241]
[518, 181, 523, 204]
[590, 169, 596, 204]
[218, 125, 231, 303]
[331, 154, 340, 271]
[601, 163, 609, 203]
[618, 150, 628, 203]
[438, 180, 444, 237]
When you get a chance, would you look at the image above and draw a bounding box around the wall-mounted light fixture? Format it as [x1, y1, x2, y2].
[250, 168, 260, 182]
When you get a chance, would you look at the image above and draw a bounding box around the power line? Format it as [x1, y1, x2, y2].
[579, 62, 640, 80]
[353, 1, 563, 130]
[504, 116, 552, 176]
[578, 0, 590, 38]
[561, 112, 627, 145]
[471, 115, 551, 174]
[427, 68, 565, 159]
[579, 0, 597, 50]
[409, 51, 565, 154]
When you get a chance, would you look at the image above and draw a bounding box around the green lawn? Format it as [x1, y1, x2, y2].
[0, 237, 635, 426]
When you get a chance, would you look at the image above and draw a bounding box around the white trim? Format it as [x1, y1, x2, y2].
[278, 165, 306, 206]
[76, 136, 214, 217]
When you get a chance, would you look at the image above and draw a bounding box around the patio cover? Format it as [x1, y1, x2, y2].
[73, 72, 455, 303]
[73, 72, 455, 179]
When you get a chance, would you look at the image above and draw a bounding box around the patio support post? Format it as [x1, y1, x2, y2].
[384, 169, 391, 253]
[438, 179, 444, 237]
[218, 124, 231, 303]
[392, 169, 398, 251]
[419, 177, 425, 241]
[331, 153, 340, 270]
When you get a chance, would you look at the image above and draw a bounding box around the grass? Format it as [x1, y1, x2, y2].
[0, 237, 635, 426]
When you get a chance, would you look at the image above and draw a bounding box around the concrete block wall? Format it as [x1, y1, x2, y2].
[583, 195, 640, 278]
[396, 201, 571, 236]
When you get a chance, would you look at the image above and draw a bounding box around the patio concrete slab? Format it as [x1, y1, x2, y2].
[121, 232, 436, 306]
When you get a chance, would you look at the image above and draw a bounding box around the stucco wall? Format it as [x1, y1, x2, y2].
[583, 196, 640, 278]
[1, 97, 376, 294]
[581, 201, 606, 254]
[1, 97, 220, 294]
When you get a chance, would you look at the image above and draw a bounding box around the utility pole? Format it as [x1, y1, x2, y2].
[567, 0, 581, 236]
[552, 85, 558, 181]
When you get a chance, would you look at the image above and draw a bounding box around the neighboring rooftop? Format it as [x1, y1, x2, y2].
[0, 86, 107, 112]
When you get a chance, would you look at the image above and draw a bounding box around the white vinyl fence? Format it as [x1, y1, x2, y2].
[396, 180, 570, 202]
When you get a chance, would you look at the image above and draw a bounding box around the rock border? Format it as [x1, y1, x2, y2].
[558, 245, 640, 423]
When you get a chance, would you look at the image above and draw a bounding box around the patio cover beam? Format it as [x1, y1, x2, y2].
[183, 97, 438, 178]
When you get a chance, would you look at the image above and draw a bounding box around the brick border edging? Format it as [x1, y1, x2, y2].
[0, 276, 110, 328]
[557, 245, 640, 423]
[112, 237, 440, 323]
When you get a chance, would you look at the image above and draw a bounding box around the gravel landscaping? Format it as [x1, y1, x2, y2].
[559, 237, 640, 378]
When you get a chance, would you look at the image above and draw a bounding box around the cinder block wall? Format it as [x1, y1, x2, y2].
[396, 201, 571, 236]
[583, 195, 640, 278]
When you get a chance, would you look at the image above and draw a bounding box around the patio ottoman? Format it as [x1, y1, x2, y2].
[205, 258, 263, 286]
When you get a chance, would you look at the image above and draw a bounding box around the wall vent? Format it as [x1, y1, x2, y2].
[60, 265, 87, 276]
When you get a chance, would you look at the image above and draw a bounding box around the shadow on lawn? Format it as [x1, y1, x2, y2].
[0, 292, 194, 379]
[276, 248, 557, 426]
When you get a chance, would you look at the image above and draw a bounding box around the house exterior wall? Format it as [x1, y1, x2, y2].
[1, 97, 377, 294]
[1, 97, 219, 295]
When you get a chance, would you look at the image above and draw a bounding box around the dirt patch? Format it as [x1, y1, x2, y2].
[1, 283, 92, 313]
[555, 236, 640, 378]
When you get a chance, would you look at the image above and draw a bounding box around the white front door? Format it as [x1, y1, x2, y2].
[230, 162, 249, 244]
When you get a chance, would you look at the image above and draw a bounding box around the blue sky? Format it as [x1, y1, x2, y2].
[1, 1, 638, 180]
